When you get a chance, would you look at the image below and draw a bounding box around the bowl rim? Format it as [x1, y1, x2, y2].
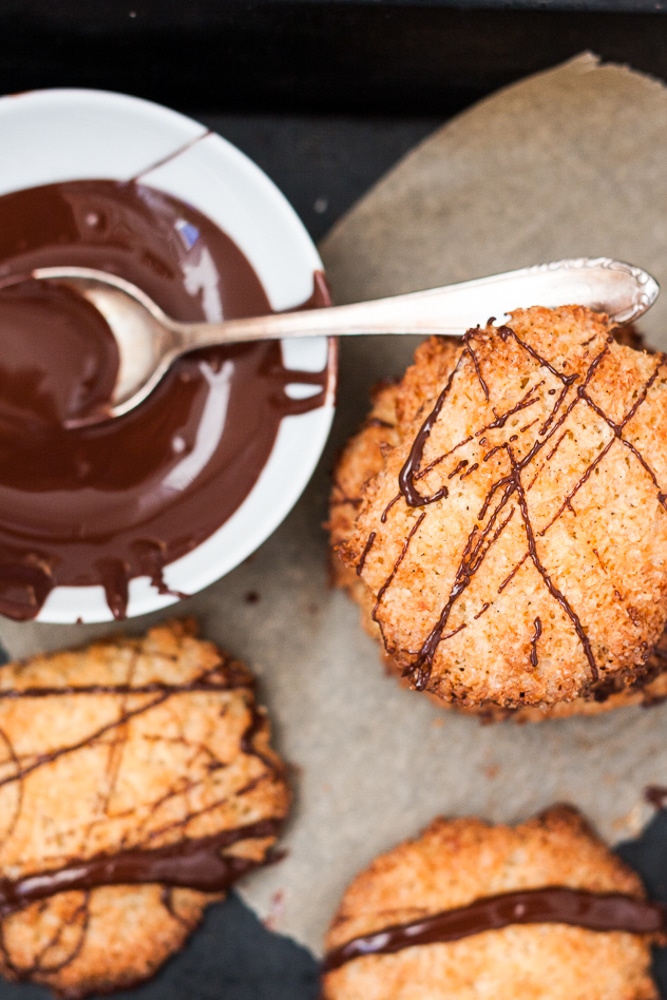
[0, 86, 337, 624]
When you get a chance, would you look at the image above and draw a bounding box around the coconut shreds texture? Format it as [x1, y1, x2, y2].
[330, 307, 667, 715]
[0, 619, 290, 998]
[321, 806, 662, 1000]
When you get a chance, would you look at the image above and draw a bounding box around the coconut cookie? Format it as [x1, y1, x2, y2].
[333, 307, 667, 712]
[0, 619, 290, 998]
[321, 806, 665, 1000]
[329, 361, 667, 721]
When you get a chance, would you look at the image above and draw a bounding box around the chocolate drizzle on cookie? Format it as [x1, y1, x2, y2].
[529, 616, 543, 669]
[364, 319, 667, 693]
[322, 886, 667, 972]
[0, 623, 290, 993]
[0, 636, 286, 913]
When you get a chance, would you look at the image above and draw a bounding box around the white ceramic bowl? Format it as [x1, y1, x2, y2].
[0, 88, 336, 623]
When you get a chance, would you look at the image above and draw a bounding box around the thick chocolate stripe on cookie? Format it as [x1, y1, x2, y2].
[0, 818, 283, 918]
[322, 886, 666, 972]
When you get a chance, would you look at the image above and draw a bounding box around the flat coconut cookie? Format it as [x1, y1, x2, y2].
[329, 332, 667, 719]
[0, 619, 289, 998]
[336, 306, 667, 711]
[321, 806, 665, 1000]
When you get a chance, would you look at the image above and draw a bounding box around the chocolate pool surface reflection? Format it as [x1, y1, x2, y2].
[0, 180, 330, 620]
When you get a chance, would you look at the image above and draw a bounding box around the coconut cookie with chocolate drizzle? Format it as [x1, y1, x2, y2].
[334, 306, 667, 713]
[321, 806, 666, 1000]
[0, 619, 289, 997]
[329, 329, 667, 719]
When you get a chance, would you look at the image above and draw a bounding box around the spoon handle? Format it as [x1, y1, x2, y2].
[175, 257, 659, 348]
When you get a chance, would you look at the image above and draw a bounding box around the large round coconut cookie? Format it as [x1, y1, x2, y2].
[337, 306, 667, 711]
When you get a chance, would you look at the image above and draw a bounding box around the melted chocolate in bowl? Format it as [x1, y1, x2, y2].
[0, 180, 331, 621]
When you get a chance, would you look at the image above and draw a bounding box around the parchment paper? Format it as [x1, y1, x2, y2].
[3, 53, 667, 956]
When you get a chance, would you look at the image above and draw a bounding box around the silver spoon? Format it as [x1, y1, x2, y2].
[25, 257, 659, 422]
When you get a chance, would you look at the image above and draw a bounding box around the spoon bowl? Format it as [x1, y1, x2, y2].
[25, 256, 659, 422]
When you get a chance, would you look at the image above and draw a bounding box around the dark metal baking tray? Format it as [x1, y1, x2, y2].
[1, 1, 667, 117]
